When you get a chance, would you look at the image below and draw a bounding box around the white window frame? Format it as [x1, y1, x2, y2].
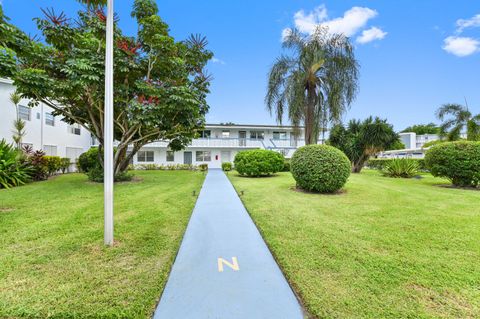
[250, 130, 264, 140]
[199, 130, 211, 138]
[68, 124, 81, 135]
[196, 151, 211, 162]
[43, 145, 57, 156]
[18, 105, 31, 121]
[221, 130, 230, 138]
[45, 112, 55, 126]
[273, 131, 287, 140]
[137, 150, 154, 162]
[166, 150, 175, 162]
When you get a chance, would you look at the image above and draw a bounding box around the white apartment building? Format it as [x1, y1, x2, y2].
[0, 78, 92, 164]
[399, 132, 440, 149]
[133, 124, 306, 168]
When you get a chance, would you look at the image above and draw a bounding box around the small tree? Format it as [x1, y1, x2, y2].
[436, 103, 480, 141]
[401, 123, 439, 135]
[329, 117, 399, 173]
[0, 0, 213, 175]
[10, 92, 26, 150]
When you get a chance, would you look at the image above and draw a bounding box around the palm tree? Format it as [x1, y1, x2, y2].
[436, 103, 480, 141]
[10, 92, 26, 150]
[265, 27, 359, 144]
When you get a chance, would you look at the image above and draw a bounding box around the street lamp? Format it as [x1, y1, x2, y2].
[104, 0, 114, 246]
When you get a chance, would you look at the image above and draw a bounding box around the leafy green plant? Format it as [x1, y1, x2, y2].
[290, 144, 351, 193]
[0, 139, 31, 188]
[425, 141, 480, 187]
[22, 147, 48, 181]
[282, 160, 290, 172]
[221, 162, 232, 171]
[382, 158, 419, 178]
[329, 117, 399, 173]
[59, 158, 71, 173]
[368, 158, 427, 171]
[198, 164, 208, 171]
[77, 147, 100, 173]
[234, 150, 284, 177]
[44, 156, 62, 176]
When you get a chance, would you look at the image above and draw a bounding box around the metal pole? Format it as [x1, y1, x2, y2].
[104, 0, 114, 246]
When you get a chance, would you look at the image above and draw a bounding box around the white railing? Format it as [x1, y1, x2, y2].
[269, 139, 306, 148]
[146, 138, 267, 148]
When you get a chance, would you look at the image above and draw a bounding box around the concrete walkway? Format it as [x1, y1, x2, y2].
[153, 169, 304, 319]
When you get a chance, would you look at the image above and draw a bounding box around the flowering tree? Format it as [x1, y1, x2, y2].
[0, 0, 212, 174]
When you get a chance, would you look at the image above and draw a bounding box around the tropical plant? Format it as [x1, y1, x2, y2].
[386, 140, 406, 150]
[401, 123, 439, 135]
[382, 158, 419, 178]
[265, 27, 359, 144]
[425, 141, 480, 187]
[290, 144, 350, 193]
[436, 103, 480, 141]
[221, 162, 232, 171]
[329, 117, 399, 173]
[0, 139, 32, 188]
[234, 150, 284, 177]
[10, 92, 26, 150]
[22, 148, 49, 181]
[367, 158, 426, 171]
[43, 156, 62, 176]
[0, 0, 213, 175]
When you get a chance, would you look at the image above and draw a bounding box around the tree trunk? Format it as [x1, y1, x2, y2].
[304, 86, 316, 144]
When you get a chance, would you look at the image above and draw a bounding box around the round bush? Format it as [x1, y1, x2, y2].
[425, 141, 480, 187]
[77, 147, 100, 172]
[234, 149, 284, 177]
[291, 144, 351, 193]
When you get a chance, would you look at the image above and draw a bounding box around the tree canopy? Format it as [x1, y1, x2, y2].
[401, 123, 439, 135]
[436, 103, 480, 141]
[329, 117, 399, 173]
[0, 0, 213, 174]
[265, 27, 359, 144]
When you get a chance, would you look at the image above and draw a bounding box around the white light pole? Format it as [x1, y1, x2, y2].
[104, 0, 114, 246]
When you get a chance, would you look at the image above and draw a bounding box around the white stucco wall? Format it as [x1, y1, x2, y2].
[0, 80, 91, 161]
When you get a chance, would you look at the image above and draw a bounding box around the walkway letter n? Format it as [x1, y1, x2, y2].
[217, 257, 239, 272]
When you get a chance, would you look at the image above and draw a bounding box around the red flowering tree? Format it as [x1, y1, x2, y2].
[0, 0, 212, 174]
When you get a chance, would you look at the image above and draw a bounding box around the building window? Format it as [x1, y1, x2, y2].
[18, 106, 31, 121]
[137, 150, 154, 162]
[36, 112, 40, 119]
[196, 151, 211, 162]
[68, 124, 81, 135]
[43, 145, 57, 156]
[250, 131, 264, 140]
[199, 130, 211, 138]
[222, 130, 230, 138]
[273, 131, 287, 140]
[45, 113, 55, 126]
[166, 150, 175, 162]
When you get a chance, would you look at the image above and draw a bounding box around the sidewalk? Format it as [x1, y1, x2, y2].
[153, 169, 304, 319]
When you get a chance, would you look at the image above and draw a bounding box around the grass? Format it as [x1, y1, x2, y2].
[0, 170, 204, 318]
[229, 170, 480, 318]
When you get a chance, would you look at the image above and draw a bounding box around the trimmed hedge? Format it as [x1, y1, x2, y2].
[234, 149, 284, 177]
[368, 158, 426, 171]
[291, 144, 351, 193]
[425, 141, 480, 187]
[222, 162, 232, 171]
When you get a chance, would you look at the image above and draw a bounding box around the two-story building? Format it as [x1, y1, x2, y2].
[133, 124, 306, 168]
[0, 78, 92, 165]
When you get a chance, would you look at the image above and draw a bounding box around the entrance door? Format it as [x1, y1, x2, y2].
[221, 151, 231, 163]
[184, 151, 192, 164]
[239, 131, 246, 146]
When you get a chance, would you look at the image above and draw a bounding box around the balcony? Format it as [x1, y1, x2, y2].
[146, 138, 306, 149]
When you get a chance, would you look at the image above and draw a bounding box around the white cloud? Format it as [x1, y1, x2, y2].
[211, 57, 226, 65]
[356, 26, 387, 44]
[283, 5, 385, 44]
[456, 14, 480, 33]
[442, 36, 480, 57]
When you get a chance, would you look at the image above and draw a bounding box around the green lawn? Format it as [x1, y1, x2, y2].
[0, 171, 204, 318]
[229, 170, 480, 318]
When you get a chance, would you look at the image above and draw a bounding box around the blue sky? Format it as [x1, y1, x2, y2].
[2, 0, 479, 131]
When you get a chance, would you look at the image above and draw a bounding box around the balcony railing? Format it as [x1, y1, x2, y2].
[142, 138, 306, 149]
[269, 139, 306, 148]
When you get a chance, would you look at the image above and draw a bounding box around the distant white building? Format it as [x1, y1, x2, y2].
[0, 78, 92, 164]
[399, 132, 440, 149]
[131, 124, 306, 169]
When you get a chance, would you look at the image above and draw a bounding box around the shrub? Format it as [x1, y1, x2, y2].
[0, 139, 31, 188]
[425, 141, 480, 187]
[368, 158, 426, 171]
[291, 144, 350, 193]
[60, 158, 71, 173]
[23, 149, 48, 181]
[87, 166, 134, 183]
[234, 149, 284, 177]
[282, 160, 290, 172]
[222, 162, 232, 171]
[382, 158, 419, 178]
[44, 156, 62, 176]
[199, 163, 208, 171]
[77, 147, 99, 173]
